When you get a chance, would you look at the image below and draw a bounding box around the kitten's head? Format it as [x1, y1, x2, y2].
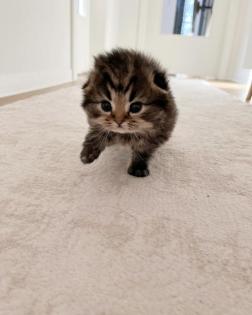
[82, 49, 173, 134]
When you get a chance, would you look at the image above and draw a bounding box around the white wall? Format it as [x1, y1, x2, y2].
[89, 0, 108, 58]
[244, 23, 252, 68]
[109, 0, 140, 49]
[136, 0, 252, 83]
[161, 0, 177, 34]
[105, 0, 120, 50]
[88, 0, 230, 78]
[1, 0, 250, 97]
[72, 0, 90, 77]
[0, 0, 72, 97]
[90, 0, 140, 55]
[220, 0, 252, 83]
[141, 0, 230, 78]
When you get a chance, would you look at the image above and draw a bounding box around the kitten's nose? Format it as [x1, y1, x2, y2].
[115, 117, 124, 127]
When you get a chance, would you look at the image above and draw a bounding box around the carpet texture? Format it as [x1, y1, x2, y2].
[1, 79, 252, 315]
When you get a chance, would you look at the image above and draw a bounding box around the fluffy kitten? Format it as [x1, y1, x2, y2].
[80, 49, 177, 177]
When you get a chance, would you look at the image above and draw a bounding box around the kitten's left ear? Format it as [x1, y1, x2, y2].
[153, 71, 168, 91]
[82, 79, 90, 90]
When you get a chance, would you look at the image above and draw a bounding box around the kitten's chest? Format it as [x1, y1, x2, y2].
[108, 133, 147, 148]
[108, 133, 131, 146]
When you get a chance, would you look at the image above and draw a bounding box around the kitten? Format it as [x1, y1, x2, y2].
[80, 49, 177, 177]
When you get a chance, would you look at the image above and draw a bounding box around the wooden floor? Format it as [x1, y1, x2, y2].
[0, 81, 81, 107]
[207, 80, 249, 101]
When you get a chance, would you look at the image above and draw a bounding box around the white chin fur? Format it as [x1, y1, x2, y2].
[110, 128, 132, 134]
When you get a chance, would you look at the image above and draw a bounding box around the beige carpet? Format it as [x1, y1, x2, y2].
[1, 79, 252, 315]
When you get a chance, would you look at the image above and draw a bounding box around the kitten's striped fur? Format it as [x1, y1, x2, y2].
[80, 49, 177, 177]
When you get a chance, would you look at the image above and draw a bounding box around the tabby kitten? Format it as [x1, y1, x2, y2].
[80, 49, 177, 177]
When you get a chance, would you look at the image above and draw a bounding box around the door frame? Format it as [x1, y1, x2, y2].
[70, 0, 78, 80]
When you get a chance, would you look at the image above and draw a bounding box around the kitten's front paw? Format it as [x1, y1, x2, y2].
[128, 164, 150, 177]
[80, 147, 100, 164]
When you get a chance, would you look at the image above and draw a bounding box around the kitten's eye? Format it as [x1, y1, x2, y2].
[101, 101, 112, 112]
[129, 102, 142, 114]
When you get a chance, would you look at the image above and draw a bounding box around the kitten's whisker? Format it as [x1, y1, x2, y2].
[101, 130, 109, 147]
[105, 131, 110, 145]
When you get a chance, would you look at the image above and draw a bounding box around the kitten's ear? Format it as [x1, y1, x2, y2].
[82, 79, 90, 90]
[153, 72, 168, 91]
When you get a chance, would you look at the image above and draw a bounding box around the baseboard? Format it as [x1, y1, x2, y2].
[0, 68, 73, 97]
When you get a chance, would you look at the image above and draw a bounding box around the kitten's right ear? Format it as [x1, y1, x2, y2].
[153, 71, 168, 91]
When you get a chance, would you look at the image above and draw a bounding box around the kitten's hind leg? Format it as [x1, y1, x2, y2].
[80, 129, 107, 164]
[128, 151, 152, 177]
